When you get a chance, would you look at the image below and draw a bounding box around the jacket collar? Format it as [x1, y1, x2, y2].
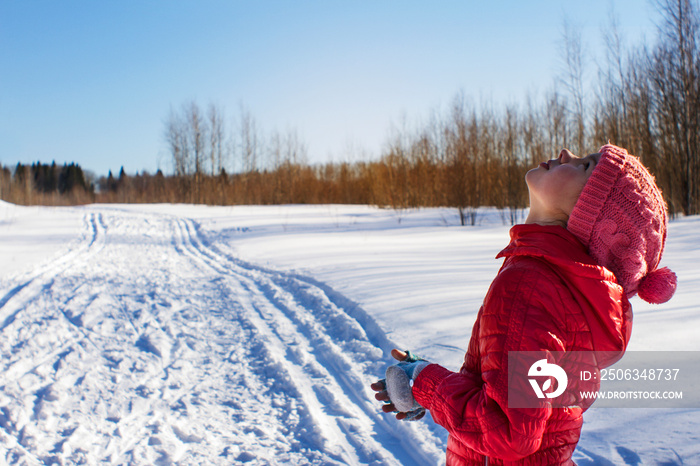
[496, 223, 616, 281]
[498, 223, 591, 263]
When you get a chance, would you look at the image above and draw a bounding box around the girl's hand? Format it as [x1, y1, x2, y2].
[370, 349, 426, 421]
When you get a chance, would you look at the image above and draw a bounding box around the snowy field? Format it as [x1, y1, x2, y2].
[0, 201, 698, 465]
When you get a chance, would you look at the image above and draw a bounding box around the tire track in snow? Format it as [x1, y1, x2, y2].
[0, 212, 107, 383]
[0, 211, 107, 465]
[0, 210, 232, 465]
[0, 212, 105, 330]
[172, 218, 363, 463]
[172, 216, 444, 465]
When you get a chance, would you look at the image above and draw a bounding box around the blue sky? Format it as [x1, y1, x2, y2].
[0, 1, 658, 177]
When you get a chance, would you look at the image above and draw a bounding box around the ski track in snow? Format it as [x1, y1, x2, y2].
[0, 208, 445, 465]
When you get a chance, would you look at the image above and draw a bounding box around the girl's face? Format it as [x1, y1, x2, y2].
[525, 149, 602, 226]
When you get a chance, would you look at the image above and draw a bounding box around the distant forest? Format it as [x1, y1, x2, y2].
[1, 0, 698, 223]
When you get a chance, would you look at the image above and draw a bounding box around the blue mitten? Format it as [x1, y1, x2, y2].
[385, 351, 430, 414]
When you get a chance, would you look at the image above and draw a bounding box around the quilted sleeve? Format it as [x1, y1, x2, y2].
[412, 260, 569, 460]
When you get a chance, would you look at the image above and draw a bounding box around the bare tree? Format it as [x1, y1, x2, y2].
[185, 102, 207, 172]
[165, 107, 189, 177]
[651, 0, 700, 214]
[444, 96, 481, 225]
[543, 87, 569, 155]
[522, 92, 547, 169]
[595, 9, 628, 144]
[501, 105, 527, 225]
[239, 105, 260, 173]
[208, 103, 225, 175]
[559, 18, 587, 154]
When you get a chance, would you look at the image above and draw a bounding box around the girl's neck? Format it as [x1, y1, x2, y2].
[524, 210, 568, 228]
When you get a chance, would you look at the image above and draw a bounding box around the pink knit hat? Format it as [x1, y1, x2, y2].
[568, 144, 677, 304]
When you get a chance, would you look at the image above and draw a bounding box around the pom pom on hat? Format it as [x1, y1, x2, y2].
[637, 267, 677, 304]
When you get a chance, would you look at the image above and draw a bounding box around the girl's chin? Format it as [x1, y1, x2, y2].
[525, 167, 540, 181]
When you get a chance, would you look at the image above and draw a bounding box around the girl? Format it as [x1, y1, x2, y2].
[372, 144, 677, 464]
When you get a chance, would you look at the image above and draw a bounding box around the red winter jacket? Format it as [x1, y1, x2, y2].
[412, 224, 632, 465]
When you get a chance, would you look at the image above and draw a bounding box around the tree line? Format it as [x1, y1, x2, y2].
[1, 0, 698, 222]
[0, 162, 94, 205]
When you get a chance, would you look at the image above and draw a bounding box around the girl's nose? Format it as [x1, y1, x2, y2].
[559, 149, 575, 163]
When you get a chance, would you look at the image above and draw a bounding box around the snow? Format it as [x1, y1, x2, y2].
[0, 202, 697, 465]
